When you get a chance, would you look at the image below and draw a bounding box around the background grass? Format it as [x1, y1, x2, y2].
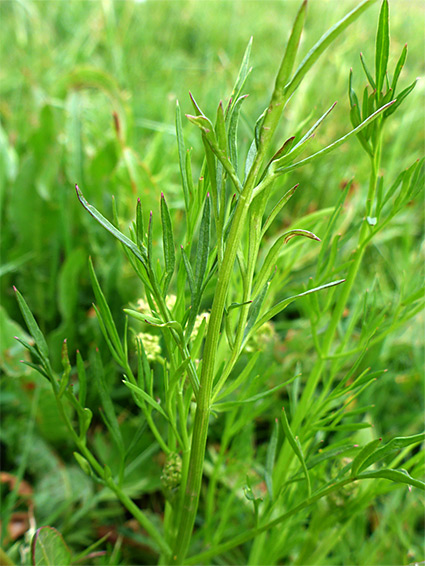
[1, 1, 424, 565]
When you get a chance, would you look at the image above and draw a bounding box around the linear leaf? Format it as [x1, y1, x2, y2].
[351, 438, 382, 476]
[275, 0, 307, 92]
[123, 379, 168, 420]
[277, 100, 395, 174]
[359, 433, 425, 471]
[160, 193, 175, 294]
[261, 184, 298, 236]
[357, 468, 424, 491]
[215, 101, 227, 155]
[275, 103, 337, 169]
[383, 79, 417, 118]
[265, 419, 279, 500]
[89, 258, 124, 360]
[359, 52, 376, 90]
[14, 287, 49, 360]
[281, 407, 311, 496]
[214, 351, 260, 402]
[93, 348, 124, 453]
[181, 246, 195, 298]
[391, 44, 407, 95]
[375, 0, 390, 95]
[244, 276, 272, 341]
[194, 194, 211, 295]
[213, 377, 297, 412]
[228, 95, 248, 174]
[253, 229, 320, 297]
[285, 0, 377, 99]
[227, 36, 253, 114]
[251, 279, 345, 336]
[136, 198, 144, 248]
[175, 100, 190, 207]
[76, 185, 147, 266]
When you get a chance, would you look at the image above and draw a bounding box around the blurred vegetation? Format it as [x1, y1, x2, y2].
[0, 1, 424, 565]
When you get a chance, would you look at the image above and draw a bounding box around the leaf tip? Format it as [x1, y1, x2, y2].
[12, 285, 17, 292]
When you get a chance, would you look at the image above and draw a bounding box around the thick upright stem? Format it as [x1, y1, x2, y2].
[170, 67, 292, 564]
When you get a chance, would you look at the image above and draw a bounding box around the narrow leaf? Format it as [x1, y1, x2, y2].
[76, 185, 147, 266]
[357, 468, 424, 491]
[227, 37, 253, 113]
[14, 287, 49, 360]
[359, 433, 425, 471]
[93, 348, 124, 452]
[214, 377, 297, 412]
[261, 184, 298, 236]
[391, 44, 407, 95]
[215, 101, 227, 155]
[253, 229, 320, 297]
[175, 101, 190, 207]
[281, 407, 311, 496]
[277, 100, 395, 174]
[375, 0, 390, 95]
[136, 198, 144, 248]
[275, 0, 307, 92]
[384, 79, 417, 118]
[351, 437, 382, 476]
[251, 279, 345, 337]
[160, 193, 175, 294]
[228, 95, 248, 174]
[275, 103, 337, 168]
[286, 0, 376, 99]
[89, 258, 124, 360]
[123, 379, 168, 419]
[76, 350, 87, 407]
[359, 52, 376, 90]
[181, 246, 195, 298]
[265, 419, 279, 500]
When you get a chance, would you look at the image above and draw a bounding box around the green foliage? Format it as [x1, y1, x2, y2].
[1, 1, 424, 565]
